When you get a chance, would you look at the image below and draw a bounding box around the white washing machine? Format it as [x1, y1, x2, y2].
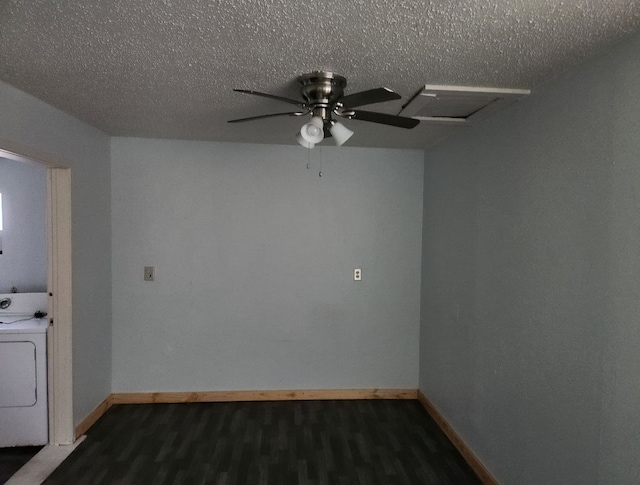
[0, 292, 49, 447]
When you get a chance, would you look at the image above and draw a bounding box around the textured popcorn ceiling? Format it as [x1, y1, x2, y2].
[1, 0, 639, 148]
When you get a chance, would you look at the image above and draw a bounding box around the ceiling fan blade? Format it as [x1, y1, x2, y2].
[228, 111, 307, 123]
[348, 110, 420, 129]
[234, 89, 306, 108]
[340, 88, 401, 109]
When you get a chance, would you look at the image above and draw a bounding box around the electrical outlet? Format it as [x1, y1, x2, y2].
[354, 268, 362, 281]
[144, 266, 154, 281]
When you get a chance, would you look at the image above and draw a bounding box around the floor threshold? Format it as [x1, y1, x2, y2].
[5, 437, 85, 485]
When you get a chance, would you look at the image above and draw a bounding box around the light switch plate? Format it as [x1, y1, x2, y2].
[144, 266, 154, 281]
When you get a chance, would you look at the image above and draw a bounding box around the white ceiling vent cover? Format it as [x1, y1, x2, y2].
[400, 85, 530, 123]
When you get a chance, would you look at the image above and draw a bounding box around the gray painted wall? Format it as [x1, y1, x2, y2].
[420, 33, 640, 484]
[111, 139, 423, 392]
[0, 81, 112, 426]
[0, 158, 46, 293]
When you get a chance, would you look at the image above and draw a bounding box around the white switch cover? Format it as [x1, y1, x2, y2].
[354, 268, 362, 281]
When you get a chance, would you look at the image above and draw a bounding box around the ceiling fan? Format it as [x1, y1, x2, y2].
[228, 71, 420, 148]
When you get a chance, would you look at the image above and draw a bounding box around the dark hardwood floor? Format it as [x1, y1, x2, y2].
[0, 446, 43, 484]
[44, 400, 480, 484]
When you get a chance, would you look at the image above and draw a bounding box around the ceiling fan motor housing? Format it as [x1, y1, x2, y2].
[298, 71, 346, 108]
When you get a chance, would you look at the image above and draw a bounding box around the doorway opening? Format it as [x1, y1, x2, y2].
[0, 145, 73, 445]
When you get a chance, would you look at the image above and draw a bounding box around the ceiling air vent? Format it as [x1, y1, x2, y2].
[399, 85, 530, 123]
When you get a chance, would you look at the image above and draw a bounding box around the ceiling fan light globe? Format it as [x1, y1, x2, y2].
[307, 124, 322, 138]
[299, 125, 323, 144]
[329, 122, 354, 146]
[296, 132, 315, 149]
[309, 116, 324, 128]
[299, 116, 325, 144]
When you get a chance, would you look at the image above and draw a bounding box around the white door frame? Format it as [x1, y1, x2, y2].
[47, 168, 73, 444]
[0, 142, 74, 445]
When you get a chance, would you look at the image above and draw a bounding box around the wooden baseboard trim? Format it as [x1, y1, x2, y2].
[111, 388, 417, 405]
[417, 391, 498, 485]
[74, 395, 113, 439]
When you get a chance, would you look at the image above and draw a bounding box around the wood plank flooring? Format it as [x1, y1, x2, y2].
[43, 400, 481, 484]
